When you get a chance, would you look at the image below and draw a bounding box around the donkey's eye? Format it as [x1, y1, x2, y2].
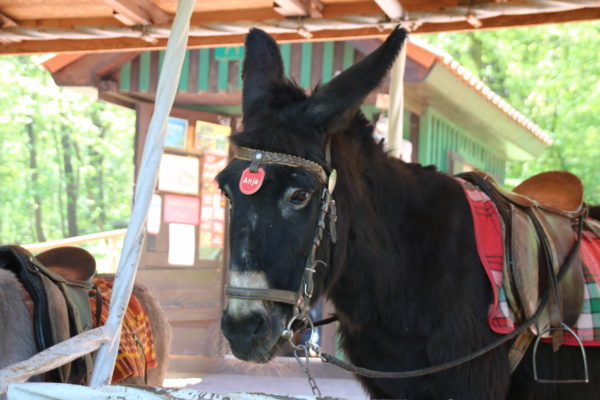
[290, 189, 311, 204]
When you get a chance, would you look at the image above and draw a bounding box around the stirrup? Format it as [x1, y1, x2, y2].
[532, 323, 589, 383]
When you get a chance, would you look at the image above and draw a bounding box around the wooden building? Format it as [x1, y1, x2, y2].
[44, 38, 550, 373]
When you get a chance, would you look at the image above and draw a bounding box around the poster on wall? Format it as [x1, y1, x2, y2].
[195, 120, 231, 155]
[165, 116, 188, 148]
[158, 154, 199, 195]
[168, 223, 196, 266]
[164, 194, 200, 225]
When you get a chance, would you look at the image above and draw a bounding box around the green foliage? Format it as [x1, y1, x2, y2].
[0, 56, 135, 244]
[421, 22, 600, 204]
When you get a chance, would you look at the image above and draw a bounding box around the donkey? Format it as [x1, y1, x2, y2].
[0, 269, 171, 387]
[217, 27, 600, 399]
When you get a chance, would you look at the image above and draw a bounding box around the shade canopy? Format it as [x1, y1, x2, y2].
[0, 0, 598, 55]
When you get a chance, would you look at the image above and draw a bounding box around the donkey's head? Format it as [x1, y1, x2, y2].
[218, 27, 407, 362]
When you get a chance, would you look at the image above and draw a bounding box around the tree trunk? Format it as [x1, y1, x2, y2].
[61, 129, 79, 237]
[90, 109, 107, 230]
[51, 129, 67, 237]
[26, 123, 46, 242]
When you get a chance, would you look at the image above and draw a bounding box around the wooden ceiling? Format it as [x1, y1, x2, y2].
[0, 0, 598, 55]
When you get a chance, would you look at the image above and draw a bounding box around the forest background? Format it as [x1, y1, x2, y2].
[0, 21, 598, 247]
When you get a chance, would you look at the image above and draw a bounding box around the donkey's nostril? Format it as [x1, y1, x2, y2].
[221, 310, 270, 342]
[253, 314, 266, 335]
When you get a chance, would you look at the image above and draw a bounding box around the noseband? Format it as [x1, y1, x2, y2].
[224, 145, 337, 342]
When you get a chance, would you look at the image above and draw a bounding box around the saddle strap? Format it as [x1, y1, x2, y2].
[526, 206, 564, 350]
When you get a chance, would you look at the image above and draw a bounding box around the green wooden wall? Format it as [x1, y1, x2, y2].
[119, 43, 361, 93]
[418, 107, 506, 180]
[119, 45, 506, 181]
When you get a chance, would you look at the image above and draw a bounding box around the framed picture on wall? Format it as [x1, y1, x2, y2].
[165, 116, 188, 148]
[158, 153, 200, 195]
[194, 120, 231, 155]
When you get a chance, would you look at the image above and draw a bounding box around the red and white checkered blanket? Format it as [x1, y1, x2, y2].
[457, 177, 600, 346]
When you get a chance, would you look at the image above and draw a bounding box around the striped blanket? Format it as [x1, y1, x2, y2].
[91, 278, 158, 383]
[457, 177, 600, 346]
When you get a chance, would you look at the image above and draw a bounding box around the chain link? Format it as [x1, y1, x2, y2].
[294, 344, 323, 398]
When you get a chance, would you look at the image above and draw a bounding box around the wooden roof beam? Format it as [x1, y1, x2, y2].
[0, 11, 17, 28]
[100, 0, 170, 25]
[374, 0, 404, 20]
[274, 0, 323, 18]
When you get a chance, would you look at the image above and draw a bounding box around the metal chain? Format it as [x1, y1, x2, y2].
[284, 172, 337, 398]
[294, 344, 323, 398]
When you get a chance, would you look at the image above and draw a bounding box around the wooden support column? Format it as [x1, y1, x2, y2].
[387, 41, 407, 159]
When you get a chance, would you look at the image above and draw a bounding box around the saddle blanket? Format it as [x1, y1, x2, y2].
[457, 178, 600, 346]
[90, 278, 158, 383]
[19, 278, 157, 383]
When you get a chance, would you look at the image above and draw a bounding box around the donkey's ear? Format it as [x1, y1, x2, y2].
[307, 26, 408, 132]
[242, 29, 285, 119]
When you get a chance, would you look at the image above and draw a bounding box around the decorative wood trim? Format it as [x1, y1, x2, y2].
[41, 54, 85, 74]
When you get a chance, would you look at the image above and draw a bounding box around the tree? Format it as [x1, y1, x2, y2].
[0, 56, 135, 244]
[421, 22, 600, 204]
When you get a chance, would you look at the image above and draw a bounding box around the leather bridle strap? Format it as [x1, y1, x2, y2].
[225, 285, 299, 305]
[235, 147, 328, 184]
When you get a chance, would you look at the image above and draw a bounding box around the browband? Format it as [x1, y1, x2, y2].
[234, 146, 328, 184]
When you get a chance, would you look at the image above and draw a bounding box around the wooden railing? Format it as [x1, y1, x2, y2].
[22, 229, 127, 273]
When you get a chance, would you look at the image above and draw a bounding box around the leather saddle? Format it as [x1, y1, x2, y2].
[0, 245, 97, 383]
[458, 171, 587, 351]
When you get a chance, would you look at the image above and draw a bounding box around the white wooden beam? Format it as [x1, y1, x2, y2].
[274, 0, 323, 18]
[100, 0, 170, 25]
[274, 0, 308, 16]
[374, 0, 404, 20]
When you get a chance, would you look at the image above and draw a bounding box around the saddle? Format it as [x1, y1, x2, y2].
[458, 171, 587, 351]
[0, 245, 97, 384]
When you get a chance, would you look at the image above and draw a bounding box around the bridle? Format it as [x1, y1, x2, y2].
[224, 144, 338, 351]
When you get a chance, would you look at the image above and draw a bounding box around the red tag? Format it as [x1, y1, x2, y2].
[239, 167, 265, 195]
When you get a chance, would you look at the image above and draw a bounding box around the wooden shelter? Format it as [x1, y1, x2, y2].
[0, 0, 598, 397]
[44, 35, 551, 373]
[0, 1, 599, 55]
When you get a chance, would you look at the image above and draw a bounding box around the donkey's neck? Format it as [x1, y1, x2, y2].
[326, 135, 476, 332]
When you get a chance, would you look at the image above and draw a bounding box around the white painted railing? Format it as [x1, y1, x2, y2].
[22, 229, 126, 273]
